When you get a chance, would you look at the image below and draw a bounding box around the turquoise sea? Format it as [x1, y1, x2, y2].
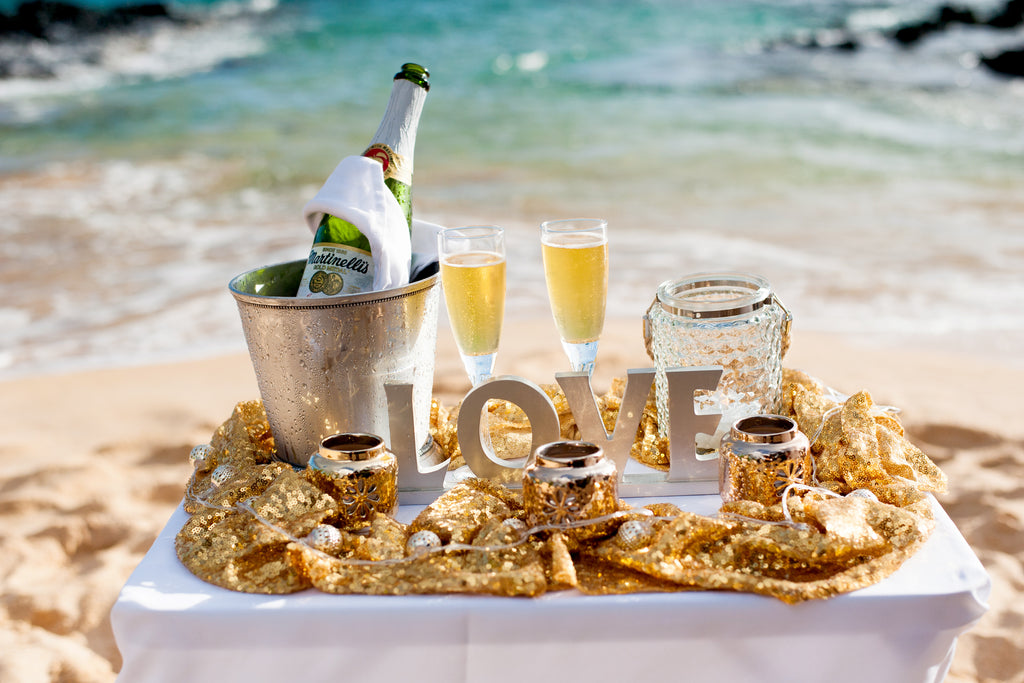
[1, 0, 1022, 379]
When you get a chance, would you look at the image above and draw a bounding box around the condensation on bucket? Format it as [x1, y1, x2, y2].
[229, 259, 440, 468]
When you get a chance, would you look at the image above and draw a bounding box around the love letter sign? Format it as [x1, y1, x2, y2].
[386, 366, 724, 504]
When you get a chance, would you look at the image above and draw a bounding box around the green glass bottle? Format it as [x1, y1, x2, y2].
[297, 63, 430, 297]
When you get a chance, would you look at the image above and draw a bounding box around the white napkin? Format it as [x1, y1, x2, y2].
[410, 217, 442, 280]
[303, 155, 414, 291]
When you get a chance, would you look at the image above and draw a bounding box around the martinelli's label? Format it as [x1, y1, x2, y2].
[297, 243, 374, 297]
[362, 143, 410, 184]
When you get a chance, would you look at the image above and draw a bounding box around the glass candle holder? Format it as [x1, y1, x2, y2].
[643, 272, 792, 454]
[523, 441, 618, 541]
[306, 432, 398, 527]
[719, 415, 810, 507]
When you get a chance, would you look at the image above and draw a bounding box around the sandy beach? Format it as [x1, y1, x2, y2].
[0, 318, 1019, 682]
[2, 0, 1023, 679]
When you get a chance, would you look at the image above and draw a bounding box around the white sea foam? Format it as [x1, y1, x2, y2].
[0, 155, 307, 379]
[4, 153, 1022, 380]
[3, 0, 1023, 378]
[0, 5, 273, 118]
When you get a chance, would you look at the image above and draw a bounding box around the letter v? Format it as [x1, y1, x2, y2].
[556, 368, 654, 483]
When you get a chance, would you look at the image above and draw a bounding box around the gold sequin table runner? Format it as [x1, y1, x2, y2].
[111, 493, 988, 683]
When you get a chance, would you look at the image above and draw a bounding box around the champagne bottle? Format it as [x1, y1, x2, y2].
[297, 63, 430, 297]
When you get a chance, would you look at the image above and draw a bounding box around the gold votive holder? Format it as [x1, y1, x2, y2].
[719, 415, 810, 507]
[523, 441, 618, 541]
[306, 433, 398, 527]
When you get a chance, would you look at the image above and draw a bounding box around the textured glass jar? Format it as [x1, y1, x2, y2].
[643, 273, 791, 453]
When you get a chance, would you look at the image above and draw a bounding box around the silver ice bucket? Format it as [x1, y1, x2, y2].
[229, 259, 440, 467]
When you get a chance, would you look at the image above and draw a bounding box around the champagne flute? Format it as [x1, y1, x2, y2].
[437, 226, 507, 386]
[540, 218, 608, 375]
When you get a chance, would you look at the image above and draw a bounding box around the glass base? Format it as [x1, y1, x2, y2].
[460, 351, 496, 386]
[561, 339, 599, 375]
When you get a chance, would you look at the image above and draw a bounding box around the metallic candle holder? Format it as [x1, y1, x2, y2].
[306, 433, 398, 527]
[523, 441, 618, 540]
[719, 415, 811, 507]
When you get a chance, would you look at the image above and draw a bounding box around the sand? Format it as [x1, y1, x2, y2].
[0, 319, 1020, 683]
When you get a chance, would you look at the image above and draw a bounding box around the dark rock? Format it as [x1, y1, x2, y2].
[757, 0, 1021, 57]
[887, 4, 976, 46]
[981, 48, 1024, 77]
[106, 3, 173, 29]
[816, 29, 859, 51]
[0, 0, 178, 41]
[888, 3, 995, 47]
[11, 1, 102, 38]
[987, 0, 1024, 29]
[790, 28, 859, 51]
[938, 4, 979, 26]
[891, 20, 940, 46]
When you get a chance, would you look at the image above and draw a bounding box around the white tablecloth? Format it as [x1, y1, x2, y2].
[111, 495, 989, 683]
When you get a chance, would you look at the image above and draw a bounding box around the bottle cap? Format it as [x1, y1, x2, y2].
[395, 62, 430, 90]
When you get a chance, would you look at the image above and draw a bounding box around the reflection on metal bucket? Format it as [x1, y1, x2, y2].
[229, 259, 440, 468]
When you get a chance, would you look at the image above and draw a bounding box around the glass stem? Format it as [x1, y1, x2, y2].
[461, 352, 496, 386]
[561, 340, 598, 375]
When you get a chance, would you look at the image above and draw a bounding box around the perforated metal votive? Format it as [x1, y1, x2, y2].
[718, 415, 810, 506]
[523, 441, 618, 540]
[306, 432, 398, 527]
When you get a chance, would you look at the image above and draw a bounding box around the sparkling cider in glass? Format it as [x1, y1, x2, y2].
[541, 230, 608, 342]
[437, 226, 507, 385]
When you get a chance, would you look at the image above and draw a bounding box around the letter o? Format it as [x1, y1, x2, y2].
[457, 376, 561, 483]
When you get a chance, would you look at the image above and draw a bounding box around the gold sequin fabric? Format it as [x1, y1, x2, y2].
[780, 368, 948, 507]
[292, 489, 548, 597]
[584, 495, 932, 603]
[177, 370, 945, 601]
[177, 467, 336, 593]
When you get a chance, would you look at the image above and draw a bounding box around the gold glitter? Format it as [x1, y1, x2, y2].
[630, 387, 672, 471]
[522, 453, 620, 544]
[719, 446, 811, 507]
[305, 458, 398, 529]
[429, 399, 460, 464]
[575, 555, 692, 595]
[177, 382, 945, 602]
[176, 466, 337, 594]
[782, 378, 948, 500]
[584, 494, 931, 603]
[409, 478, 521, 544]
[288, 498, 548, 597]
[545, 532, 578, 589]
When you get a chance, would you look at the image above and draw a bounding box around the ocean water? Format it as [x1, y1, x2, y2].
[1, 0, 1023, 380]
